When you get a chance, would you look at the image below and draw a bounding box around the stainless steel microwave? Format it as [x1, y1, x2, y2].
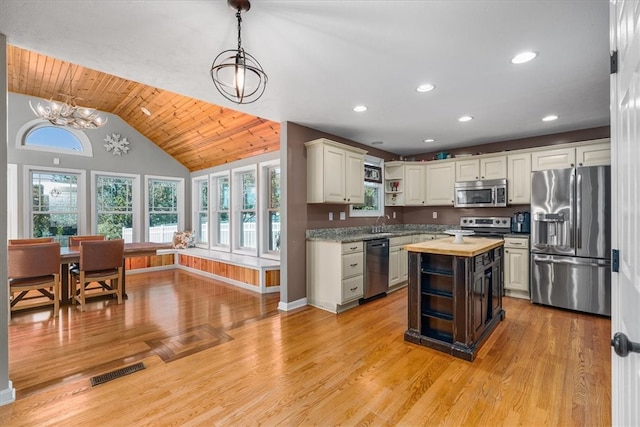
[454, 179, 508, 208]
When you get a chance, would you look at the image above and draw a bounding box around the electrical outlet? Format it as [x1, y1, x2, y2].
[432, 211, 438, 219]
[53, 157, 60, 165]
[393, 211, 396, 219]
[328, 212, 333, 221]
[340, 211, 346, 220]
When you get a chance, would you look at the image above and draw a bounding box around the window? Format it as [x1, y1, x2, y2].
[234, 166, 257, 254]
[193, 177, 209, 246]
[93, 172, 140, 242]
[211, 173, 230, 250]
[29, 168, 84, 246]
[261, 162, 280, 257]
[145, 176, 184, 243]
[350, 157, 384, 217]
[17, 119, 93, 156]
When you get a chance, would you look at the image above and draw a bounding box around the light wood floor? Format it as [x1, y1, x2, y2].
[0, 270, 611, 426]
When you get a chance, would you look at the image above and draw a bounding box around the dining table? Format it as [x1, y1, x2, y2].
[59, 241, 172, 304]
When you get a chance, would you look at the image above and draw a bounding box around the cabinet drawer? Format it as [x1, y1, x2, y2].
[504, 237, 529, 249]
[390, 235, 412, 246]
[342, 275, 363, 302]
[342, 241, 363, 254]
[342, 252, 363, 278]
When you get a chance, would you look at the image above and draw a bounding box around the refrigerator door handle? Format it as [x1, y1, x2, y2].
[569, 169, 575, 249]
[576, 170, 582, 249]
[532, 254, 610, 267]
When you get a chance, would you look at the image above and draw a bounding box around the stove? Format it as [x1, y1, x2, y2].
[460, 216, 511, 237]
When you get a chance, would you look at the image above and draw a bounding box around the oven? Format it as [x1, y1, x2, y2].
[460, 216, 512, 237]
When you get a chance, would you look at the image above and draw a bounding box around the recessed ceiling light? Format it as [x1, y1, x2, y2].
[542, 114, 559, 121]
[511, 51, 537, 64]
[424, 138, 435, 143]
[416, 84, 435, 93]
[353, 105, 367, 112]
[458, 116, 473, 122]
[141, 107, 152, 116]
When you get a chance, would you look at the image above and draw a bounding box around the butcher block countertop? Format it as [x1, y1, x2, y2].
[404, 236, 504, 257]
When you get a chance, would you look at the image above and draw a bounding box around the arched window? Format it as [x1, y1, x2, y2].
[16, 119, 93, 156]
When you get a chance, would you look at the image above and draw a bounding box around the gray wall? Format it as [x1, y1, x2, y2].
[7, 92, 190, 237]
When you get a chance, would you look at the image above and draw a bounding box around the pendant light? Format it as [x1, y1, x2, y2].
[210, 0, 268, 104]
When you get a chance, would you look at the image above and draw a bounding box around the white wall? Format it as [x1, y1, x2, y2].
[7, 92, 191, 235]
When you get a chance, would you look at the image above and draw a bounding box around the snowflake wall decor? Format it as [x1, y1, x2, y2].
[103, 133, 131, 156]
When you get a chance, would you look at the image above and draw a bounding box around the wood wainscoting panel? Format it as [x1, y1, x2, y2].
[265, 270, 280, 287]
[179, 255, 260, 287]
[126, 254, 175, 270]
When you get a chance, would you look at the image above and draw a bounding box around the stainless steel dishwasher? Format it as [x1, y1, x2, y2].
[361, 238, 390, 303]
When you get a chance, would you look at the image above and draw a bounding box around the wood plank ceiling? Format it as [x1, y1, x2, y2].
[6, 45, 281, 172]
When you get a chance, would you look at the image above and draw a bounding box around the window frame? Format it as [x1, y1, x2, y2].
[349, 156, 384, 218]
[192, 176, 209, 248]
[210, 171, 231, 252]
[259, 159, 280, 259]
[144, 175, 184, 243]
[91, 171, 141, 242]
[23, 165, 87, 245]
[16, 119, 93, 157]
[232, 165, 258, 256]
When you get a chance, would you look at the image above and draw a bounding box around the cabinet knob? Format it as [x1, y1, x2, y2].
[480, 176, 484, 179]
[579, 162, 583, 166]
[571, 163, 575, 167]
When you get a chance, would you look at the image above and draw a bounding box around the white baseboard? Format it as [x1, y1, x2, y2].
[278, 298, 307, 311]
[0, 380, 15, 406]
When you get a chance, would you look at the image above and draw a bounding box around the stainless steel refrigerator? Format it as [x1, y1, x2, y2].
[530, 166, 611, 316]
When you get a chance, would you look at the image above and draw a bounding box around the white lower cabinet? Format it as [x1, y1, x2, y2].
[307, 240, 364, 313]
[389, 236, 412, 288]
[503, 237, 530, 299]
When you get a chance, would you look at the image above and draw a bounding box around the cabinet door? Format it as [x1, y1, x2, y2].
[507, 153, 532, 204]
[389, 246, 400, 286]
[426, 162, 455, 206]
[481, 156, 507, 179]
[531, 147, 575, 171]
[399, 246, 409, 282]
[323, 145, 347, 203]
[455, 159, 479, 181]
[344, 151, 365, 204]
[405, 164, 426, 205]
[504, 248, 530, 293]
[576, 142, 610, 167]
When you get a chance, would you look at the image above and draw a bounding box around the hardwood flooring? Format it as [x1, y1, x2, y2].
[0, 270, 611, 426]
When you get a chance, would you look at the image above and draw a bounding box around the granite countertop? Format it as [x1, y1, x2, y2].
[405, 236, 504, 257]
[306, 225, 456, 243]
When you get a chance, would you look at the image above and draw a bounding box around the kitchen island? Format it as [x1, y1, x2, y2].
[404, 236, 505, 361]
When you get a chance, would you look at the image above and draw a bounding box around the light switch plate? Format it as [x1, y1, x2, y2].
[328, 212, 333, 221]
[432, 211, 438, 219]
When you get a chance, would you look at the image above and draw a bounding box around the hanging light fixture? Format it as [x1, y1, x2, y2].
[29, 63, 107, 129]
[210, 0, 268, 104]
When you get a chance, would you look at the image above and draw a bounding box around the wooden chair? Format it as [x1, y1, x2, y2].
[68, 235, 105, 247]
[70, 239, 124, 311]
[8, 237, 54, 245]
[8, 242, 61, 317]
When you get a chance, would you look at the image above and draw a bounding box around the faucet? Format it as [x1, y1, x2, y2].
[372, 214, 390, 233]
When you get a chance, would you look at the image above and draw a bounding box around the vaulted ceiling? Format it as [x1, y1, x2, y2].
[7, 45, 281, 172]
[2, 1, 610, 170]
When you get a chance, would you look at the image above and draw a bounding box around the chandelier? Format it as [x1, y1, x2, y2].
[210, 0, 267, 104]
[29, 63, 107, 129]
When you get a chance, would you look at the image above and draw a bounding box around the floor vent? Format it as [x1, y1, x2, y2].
[90, 362, 145, 386]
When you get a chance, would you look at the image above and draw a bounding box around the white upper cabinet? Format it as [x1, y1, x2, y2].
[455, 156, 507, 181]
[576, 142, 611, 167]
[425, 162, 455, 205]
[305, 138, 367, 204]
[404, 163, 426, 205]
[531, 140, 610, 171]
[507, 153, 531, 204]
